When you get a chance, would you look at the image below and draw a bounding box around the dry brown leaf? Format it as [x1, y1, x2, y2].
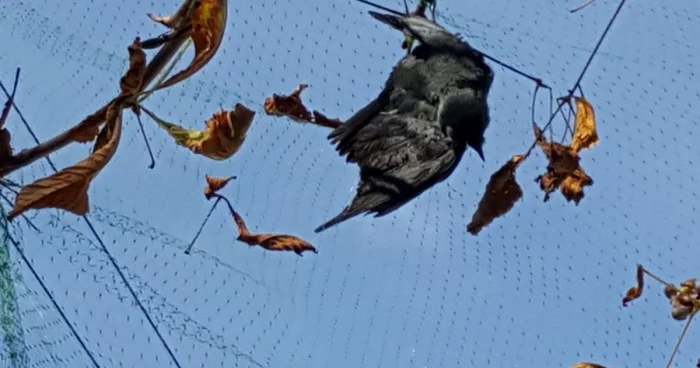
[7, 98, 124, 219]
[571, 363, 610, 368]
[120, 38, 147, 95]
[144, 103, 255, 160]
[150, 0, 228, 91]
[534, 125, 593, 204]
[220, 198, 317, 256]
[203, 174, 236, 199]
[264, 83, 314, 122]
[664, 278, 700, 320]
[571, 97, 599, 152]
[467, 155, 524, 235]
[312, 110, 343, 129]
[622, 264, 645, 307]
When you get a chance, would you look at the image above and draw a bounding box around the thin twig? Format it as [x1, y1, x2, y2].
[185, 197, 222, 254]
[132, 110, 156, 169]
[570, 0, 595, 13]
[0, 68, 20, 128]
[641, 268, 672, 287]
[665, 312, 696, 368]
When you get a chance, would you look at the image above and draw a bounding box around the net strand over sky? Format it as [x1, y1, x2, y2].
[0, 0, 699, 367]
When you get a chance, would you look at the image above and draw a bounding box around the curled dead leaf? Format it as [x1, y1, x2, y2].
[148, 0, 228, 91]
[204, 174, 236, 199]
[571, 97, 599, 152]
[142, 103, 255, 160]
[467, 155, 524, 235]
[216, 195, 317, 256]
[7, 97, 125, 219]
[264, 83, 313, 122]
[120, 38, 147, 95]
[571, 363, 609, 368]
[534, 125, 593, 204]
[622, 264, 644, 307]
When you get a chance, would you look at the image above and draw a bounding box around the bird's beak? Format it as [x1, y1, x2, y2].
[356, 0, 405, 16]
[474, 146, 485, 161]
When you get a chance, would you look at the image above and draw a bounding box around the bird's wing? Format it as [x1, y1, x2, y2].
[347, 113, 458, 192]
[330, 53, 431, 155]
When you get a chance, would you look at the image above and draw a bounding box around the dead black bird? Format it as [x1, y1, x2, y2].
[313, 5, 494, 233]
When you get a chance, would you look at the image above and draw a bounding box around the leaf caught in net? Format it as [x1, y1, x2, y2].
[217, 195, 318, 256]
[203, 174, 236, 199]
[150, 0, 228, 91]
[264, 83, 314, 122]
[142, 103, 255, 160]
[665, 278, 700, 321]
[571, 363, 610, 368]
[571, 97, 599, 152]
[622, 264, 645, 307]
[7, 98, 125, 219]
[534, 125, 594, 204]
[467, 155, 524, 235]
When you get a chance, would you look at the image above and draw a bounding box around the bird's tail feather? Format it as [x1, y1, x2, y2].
[314, 192, 390, 233]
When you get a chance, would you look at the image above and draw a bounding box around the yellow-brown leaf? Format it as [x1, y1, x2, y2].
[7, 100, 124, 219]
[571, 97, 599, 152]
[147, 103, 255, 160]
[154, 0, 227, 91]
[467, 155, 524, 235]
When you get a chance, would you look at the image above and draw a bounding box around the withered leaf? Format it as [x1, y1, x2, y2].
[571, 363, 610, 368]
[622, 264, 645, 307]
[143, 103, 255, 160]
[666, 278, 699, 320]
[150, 0, 228, 91]
[534, 125, 593, 204]
[312, 110, 343, 129]
[264, 83, 314, 122]
[7, 98, 124, 219]
[224, 199, 317, 256]
[119, 38, 147, 95]
[467, 155, 524, 235]
[571, 97, 599, 152]
[204, 174, 236, 199]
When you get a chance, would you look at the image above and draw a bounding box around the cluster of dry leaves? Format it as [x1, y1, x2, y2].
[622, 264, 700, 368]
[467, 96, 599, 235]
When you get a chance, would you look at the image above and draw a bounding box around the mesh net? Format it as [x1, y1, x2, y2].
[0, 0, 699, 367]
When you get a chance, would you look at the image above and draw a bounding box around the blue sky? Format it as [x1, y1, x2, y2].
[0, 0, 699, 367]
